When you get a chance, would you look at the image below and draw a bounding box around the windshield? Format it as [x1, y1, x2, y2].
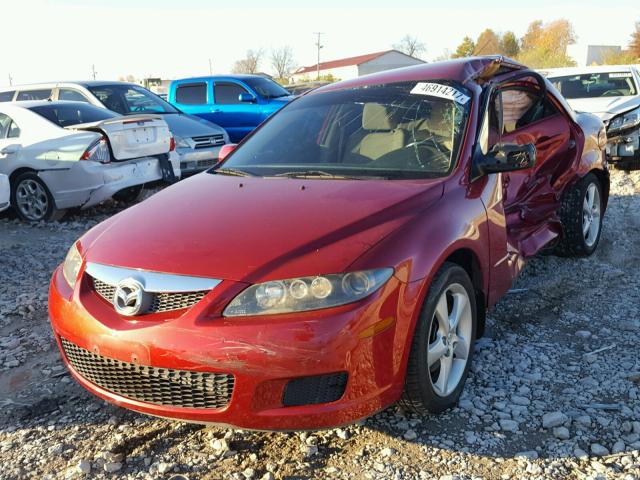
[88, 84, 179, 115]
[549, 72, 638, 99]
[244, 77, 290, 99]
[29, 103, 118, 127]
[217, 81, 471, 180]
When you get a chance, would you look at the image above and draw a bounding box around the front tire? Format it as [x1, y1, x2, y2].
[402, 263, 477, 414]
[555, 173, 603, 257]
[11, 172, 65, 222]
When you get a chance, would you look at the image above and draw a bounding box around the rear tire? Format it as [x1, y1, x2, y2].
[554, 173, 603, 257]
[11, 172, 65, 222]
[402, 263, 477, 414]
[112, 184, 144, 204]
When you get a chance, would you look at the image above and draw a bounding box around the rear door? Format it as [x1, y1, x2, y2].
[490, 79, 576, 256]
[172, 81, 211, 119]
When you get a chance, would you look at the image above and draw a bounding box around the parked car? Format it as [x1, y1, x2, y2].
[544, 65, 640, 170]
[0, 173, 9, 212]
[168, 75, 294, 142]
[287, 81, 332, 96]
[49, 56, 608, 430]
[0, 101, 179, 221]
[0, 81, 229, 175]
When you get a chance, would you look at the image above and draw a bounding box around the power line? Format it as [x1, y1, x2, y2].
[314, 32, 324, 80]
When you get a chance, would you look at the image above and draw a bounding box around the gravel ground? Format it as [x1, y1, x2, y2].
[0, 171, 639, 480]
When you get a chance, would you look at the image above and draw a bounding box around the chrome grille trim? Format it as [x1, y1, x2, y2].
[61, 337, 234, 409]
[191, 134, 225, 149]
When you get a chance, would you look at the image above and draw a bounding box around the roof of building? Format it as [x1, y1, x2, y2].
[294, 49, 422, 76]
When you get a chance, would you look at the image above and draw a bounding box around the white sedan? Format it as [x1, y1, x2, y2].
[0, 174, 9, 212]
[0, 101, 180, 221]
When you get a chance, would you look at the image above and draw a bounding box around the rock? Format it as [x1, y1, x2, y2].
[575, 415, 592, 428]
[77, 459, 91, 474]
[403, 429, 418, 440]
[511, 395, 531, 406]
[553, 426, 570, 440]
[590, 443, 609, 456]
[260, 474, 275, 480]
[212, 438, 230, 454]
[573, 448, 588, 459]
[335, 428, 349, 440]
[542, 411, 568, 429]
[612, 440, 626, 453]
[300, 444, 318, 457]
[103, 462, 122, 473]
[499, 419, 518, 432]
[381, 447, 396, 457]
[157, 463, 172, 474]
[515, 451, 538, 460]
[243, 468, 255, 479]
[575, 330, 591, 338]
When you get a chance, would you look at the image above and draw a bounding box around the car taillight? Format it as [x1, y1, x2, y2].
[169, 136, 176, 152]
[80, 136, 110, 164]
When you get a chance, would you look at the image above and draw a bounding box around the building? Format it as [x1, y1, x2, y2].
[586, 45, 622, 66]
[291, 50, 425, 83]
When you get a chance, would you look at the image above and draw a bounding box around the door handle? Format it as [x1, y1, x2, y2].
[212, 109, 222, 113]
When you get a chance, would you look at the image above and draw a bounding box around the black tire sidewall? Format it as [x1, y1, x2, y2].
[578, 174, 603, 256]
[11, 173, 56, 222]
[405, 264, 477, 413]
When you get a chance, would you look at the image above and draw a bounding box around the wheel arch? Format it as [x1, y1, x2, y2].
[9, 167, 38, 186]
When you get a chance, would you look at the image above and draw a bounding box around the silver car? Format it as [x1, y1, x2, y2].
[0, 81, 230, 175]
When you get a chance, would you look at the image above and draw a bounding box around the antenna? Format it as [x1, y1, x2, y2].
[314, 32, 324, 80]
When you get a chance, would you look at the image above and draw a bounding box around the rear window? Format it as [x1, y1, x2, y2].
[29, 103, 118, 128]
[16, 89, 52, 101]
[0, 91, 15, 102]
[549, 72, 638, 99]
[175, 83, 207, 104]
[58, 88, 90, 103]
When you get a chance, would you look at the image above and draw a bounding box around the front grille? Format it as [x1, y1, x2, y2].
[282, 372, 348, 407]
[61, 337, 234, 409]
[92, 277, 207, 314]
[192, 134, 225, 149]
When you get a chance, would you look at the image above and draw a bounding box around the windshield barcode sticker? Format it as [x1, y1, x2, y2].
[411, 82, 471, 105]
[609, 72, 632, 78]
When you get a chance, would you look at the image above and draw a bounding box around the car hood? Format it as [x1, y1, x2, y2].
[267, 95, 295, 106]
[161, 113, 227, 137]
[81, 173, 444, 283]
[566, 96, 640, 121]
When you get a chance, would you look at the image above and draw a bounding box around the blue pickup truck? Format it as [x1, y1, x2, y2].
[168, 75, 294, 143]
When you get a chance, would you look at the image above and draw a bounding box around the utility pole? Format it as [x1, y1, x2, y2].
[314, 32, 324, 80]
[8, 74, 13, 86]
[209, 58, 213, 75]
[91, 64, 97, 80]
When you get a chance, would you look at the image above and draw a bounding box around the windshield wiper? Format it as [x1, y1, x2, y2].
[212, 167, 253, 177]
[273, 170, 370, 180]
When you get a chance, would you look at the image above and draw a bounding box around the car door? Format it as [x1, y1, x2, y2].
[172, 81, 211, 119]
[211, 81, 262, 142]
[489, 80, 576, 257]
[0, 112, 22, 175]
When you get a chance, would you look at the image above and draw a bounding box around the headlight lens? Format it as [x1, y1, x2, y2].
[608, 107, 640, 133]
[62, 242, 83, 289]
[223, 268, 394, 317]
[174, 135, 191, 149]
[598, 127, 607, 149]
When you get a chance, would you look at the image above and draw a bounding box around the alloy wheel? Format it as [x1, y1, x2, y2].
[582, 182, 601, 248]
[16, 179, 49, 221]
[427, 283, 473, 397]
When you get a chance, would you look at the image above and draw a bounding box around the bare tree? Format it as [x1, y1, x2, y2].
[271, 46, 296, 82]
[232, 49, 264, 74]
[393, 35, 426, 59]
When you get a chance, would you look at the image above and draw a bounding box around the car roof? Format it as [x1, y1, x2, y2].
[172, 74, 273, 83]
[543, 65, 639, 77]
[0, 100, 102, 110]
[312, 55, 527, 95]
[0, 80, 139, 92]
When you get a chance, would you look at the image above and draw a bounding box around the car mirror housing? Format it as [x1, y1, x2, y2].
[218, 143, 238, 163]
[239, 92, 256, 103]
[472, 143, 536, 179]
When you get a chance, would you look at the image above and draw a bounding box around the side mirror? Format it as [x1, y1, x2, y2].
[473, 143, 536, 178]
[218, 143, 238, 163]
[238, 92, 256, 103]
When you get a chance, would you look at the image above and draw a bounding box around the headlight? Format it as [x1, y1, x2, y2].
[62, 242, 83, 289]
[174, 136, 191, 149]
[223, 268, 394, 317]
[608, 107, 640, 133]
[598, 128, 607, 149]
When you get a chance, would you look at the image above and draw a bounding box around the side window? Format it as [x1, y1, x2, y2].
[175, 83, 207, 104]
[214, 83, 248, 104]
[493, 88, 559, 136]
[58, 88, 90, 103]
[0, 91, 15, 102]
[0, 113, 20, 139]
[16, 89, 52, 101]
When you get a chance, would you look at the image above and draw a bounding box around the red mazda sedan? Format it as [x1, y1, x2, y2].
[49, 56, 608, 430]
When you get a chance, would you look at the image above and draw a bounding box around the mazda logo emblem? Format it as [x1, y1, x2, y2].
[113, 278, 150, 316]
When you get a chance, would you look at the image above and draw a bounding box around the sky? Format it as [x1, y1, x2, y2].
[2, 0, 639, 86]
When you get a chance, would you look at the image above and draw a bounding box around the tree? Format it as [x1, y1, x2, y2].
[271, 46, 296, 82]
[473, 29, 502, 55]
[517, 19, 577, 68]
[500, 31, 520, 58]
[629, 21, 640, 58]
[232, 49, 263, 74]
[452, 36, 475, 58]
[393, 35, 426, 59]
[602, 49, 638, 65]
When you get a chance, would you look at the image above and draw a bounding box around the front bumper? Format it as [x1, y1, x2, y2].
[0, 174, 9, 212]
[48, 266, 416, 430]
[177, 146, 223, 175]
[41, 154, 180, 210]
